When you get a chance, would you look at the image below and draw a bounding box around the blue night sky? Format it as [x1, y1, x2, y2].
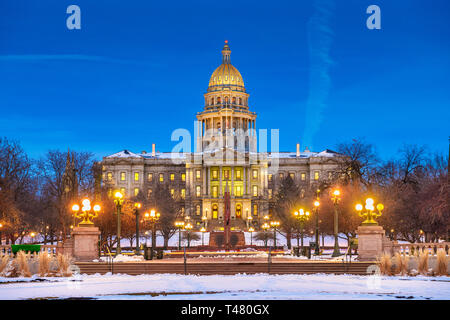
[0, 0, 449, 161]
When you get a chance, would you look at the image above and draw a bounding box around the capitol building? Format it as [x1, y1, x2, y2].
[101, 41, 341, 230]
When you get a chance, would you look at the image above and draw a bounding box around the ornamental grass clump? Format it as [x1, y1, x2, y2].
[378, 253, 392, 276]
[38, 252, 51, 276]
[57, 254, 72, 277]
[393, 252, 409, 276]
[418, 250, 429, 275]
[0, 255, 10, 274]
[435, 249, 448, 276]
[16, 251, 31, 277]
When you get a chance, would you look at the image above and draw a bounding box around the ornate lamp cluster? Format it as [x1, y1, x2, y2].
[356, 198, 384, 226]
[71, 198, 101, 227]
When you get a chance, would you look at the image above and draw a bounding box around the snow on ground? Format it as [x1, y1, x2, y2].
[0, 273, 448, 300]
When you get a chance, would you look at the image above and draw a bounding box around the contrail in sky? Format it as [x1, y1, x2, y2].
[302, 0, 335, 150]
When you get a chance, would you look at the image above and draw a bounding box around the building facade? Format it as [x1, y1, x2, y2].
[101, 42, 341, 230]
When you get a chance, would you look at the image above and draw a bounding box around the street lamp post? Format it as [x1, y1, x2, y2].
[113, 191, 124, 256]
[175, 221, 185, 250]
[144, 209, 160, 258]
[294, 209, 310, 255]
[200, 226, 206, 246]
[331, 189, 341, 257]
[247, 215, 253, 229]
[248, 226, 254, 246]
[185, 223, 193, 248]
[355, 198, 384, 226]
[133, 202, 141, 255]
[261, 222, 270, 248]
[313, 200, 320, 255]
[270, 221, 280, 248]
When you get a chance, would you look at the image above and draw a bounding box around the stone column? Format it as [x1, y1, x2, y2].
[219, 165, 223, 197]
[207, 167, 210, 196]
[71, 226, 101, 262]
[203, 167, 207, 196]
[356, 225, 386, 261]
[231, 167, 234, 198]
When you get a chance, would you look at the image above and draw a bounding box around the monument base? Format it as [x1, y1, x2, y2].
[209, 231, 246, 249]
[356, 225, 385, 261]
[71, 226, 101, 262]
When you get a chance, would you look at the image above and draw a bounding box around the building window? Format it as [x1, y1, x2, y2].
[148, 189, 152, 198]
[134, 188, 139, 197]
[235, 170, 241, 180]
[181, 173, 186, 182]
[196, 185, 201, 197]
[224, 169, 229, 180]
[134, 172, 139, 181]
[170, 189, 175, 198]
[196, 205, 201, 216]
[252, 169, 258, 179]
[107, 172, 113, 181]
[239, 97, 242, 105]
[159, 173, 164, 182]
[279, 173, 284, 180]
[212, 186, 218, 198]
[328, 171, 333, 180]
[120, 187, 126, 195]
[212, 170, 218, 179]
[289, 173, 295, 180]
[120, 172, 126, 181]
[268, 189, 272, 199]
[253, 204, 258, 216]
[212, 204, 218, 219]
[235, 186, 242, 197]
[147, 173, 153, 182]
[301, 189, 305, 198]
[252, 185, 258, 197]
[196, 170, 201, 180]
[314, 171, 319, 180]
[170, 173, 175, 181]
[108, 188, 112, 197]
[301, 172, 306, 181]
[181, 207, 185, 216]
[181, 189, 186, 199]
[268, 174, 273, 182]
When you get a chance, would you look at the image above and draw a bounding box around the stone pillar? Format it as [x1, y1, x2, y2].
[231, 167, 234, 198]
[219, 166, 223, 197]
[71, 226, 101, 262]
[356, 225, 386, 261]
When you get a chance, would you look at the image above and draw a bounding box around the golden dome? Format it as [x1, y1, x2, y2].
[208, 41, 245, 92]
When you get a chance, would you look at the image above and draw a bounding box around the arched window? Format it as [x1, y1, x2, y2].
[211, 97, 214, 105]
[212, 204, 219, 219]
[239, 97, 242, 105]
[253, 204, 258, 216]
[225, 96, 229, 103]
[235, 204, 242, 218]
[217, 97, 221, 104]
[232, 97, 236, 104]
[196, 205, 201, 216]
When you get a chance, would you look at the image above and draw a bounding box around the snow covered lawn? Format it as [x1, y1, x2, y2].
[0, 273, 448, 300]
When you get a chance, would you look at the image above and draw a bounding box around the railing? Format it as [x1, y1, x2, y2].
[393, 242, 450, 255]
[0, 244, 58, 255]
